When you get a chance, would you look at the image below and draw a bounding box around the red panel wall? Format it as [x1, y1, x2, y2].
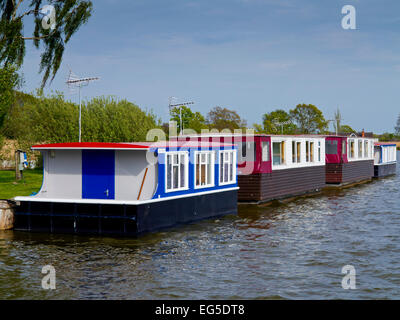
[325, 136, 348, 164]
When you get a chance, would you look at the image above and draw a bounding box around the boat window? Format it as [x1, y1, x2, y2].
[364, 141, 368, 158]
[195, 151, 215, 188]
[241, 142, 246, 159]
[262, 141, 270, 162]
[326, 140, 338, 155]
[219, 150, 237, 185]
[348, 139, 355, 158]
[342, 140, 346, 155]
[273, 142, 285, 165]
[358, 140, 363, 158]
[166, 152, 188, 192]
[318, 141, 321, 162]
[292, 141, 301, 163]
[310, 141, 314, 162]
[239, 141, 256, 162]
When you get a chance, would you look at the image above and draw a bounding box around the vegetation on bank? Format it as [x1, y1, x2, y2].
[0, 169, 43, 199]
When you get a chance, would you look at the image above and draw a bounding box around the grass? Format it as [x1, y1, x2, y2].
[0, 169, 43, 200]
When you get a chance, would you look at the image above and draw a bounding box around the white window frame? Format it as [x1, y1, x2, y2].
[194, 150, 215, 189]
[318, 141, 321, 162]
[219, 150, 237, 186]
[358, 139, 363, 159]
[364, 140, 368, 158]
[165, 151, 189, 193]
[261, 141, 270, 162]
[348, 139, 355, 159]
[305, 140, 314, 163]
[272, 141, 285, 166]
[309, 141, 314, 162]
[292, 141, 301, 164]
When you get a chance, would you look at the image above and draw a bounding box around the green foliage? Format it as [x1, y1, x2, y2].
[206, 106, 247, 131]
[289, 104, 328, 134]
[340, 125, 356, 134]
[377, 132, 398, 142]
[170, 105, 207, 133]
[0, 0, 93, 87]
[0, 65, 21, 127]
[256, 109, 297, 134]
[4, 93, 160, 148]
[82, 96, 160, 142]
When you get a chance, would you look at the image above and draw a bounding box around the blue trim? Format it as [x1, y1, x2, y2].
[30, 151, 46, 196]
[152, 145, 238, 200]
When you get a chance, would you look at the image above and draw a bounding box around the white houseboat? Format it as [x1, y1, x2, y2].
[373, 142, 397, 178]
[13, 141, 238, 235]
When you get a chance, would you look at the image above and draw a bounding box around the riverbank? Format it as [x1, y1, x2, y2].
[0, 170, 43, 199]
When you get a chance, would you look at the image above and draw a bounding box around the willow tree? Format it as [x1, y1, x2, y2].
[0, 0, 93, 87]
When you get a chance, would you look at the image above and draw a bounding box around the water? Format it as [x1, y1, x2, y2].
[1, 160, 400, 299]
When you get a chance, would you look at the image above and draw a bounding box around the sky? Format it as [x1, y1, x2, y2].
[18, 0, 400, 134]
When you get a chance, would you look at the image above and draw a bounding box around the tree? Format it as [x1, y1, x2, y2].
[255, 109, 297, 134]
[289, 104, 328, 134]
[206, 106, 247, 131]
[340, 125, 356, 134]
[0, 0, 93, 87]
[0, 64, 22, 128]
[395, 113, 400, 136]
[170, 105, 207, 133]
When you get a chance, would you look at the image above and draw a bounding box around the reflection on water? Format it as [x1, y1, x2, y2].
[1, 161, 400, 299]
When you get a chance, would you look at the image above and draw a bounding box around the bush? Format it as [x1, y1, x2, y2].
[4, 92, 160, 146]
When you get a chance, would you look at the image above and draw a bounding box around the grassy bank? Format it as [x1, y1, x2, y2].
[0, 169, 43, 200]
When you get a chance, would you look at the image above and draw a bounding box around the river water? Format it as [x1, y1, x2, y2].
[1, 157, 400, 299]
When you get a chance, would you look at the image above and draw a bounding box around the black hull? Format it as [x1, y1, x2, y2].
[326, 160, 374, 184]
[237, 166, 326, 204]
[13, 190, 238, 236]
[374, 163, 397, 178]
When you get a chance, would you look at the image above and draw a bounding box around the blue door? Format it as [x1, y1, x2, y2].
[82, 150, 115, 199]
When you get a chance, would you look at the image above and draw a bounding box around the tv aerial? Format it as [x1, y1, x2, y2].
[168, 97, 195, 134]
[66, 68, 99, 142]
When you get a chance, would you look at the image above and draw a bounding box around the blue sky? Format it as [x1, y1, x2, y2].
[20, 0, 400, 133]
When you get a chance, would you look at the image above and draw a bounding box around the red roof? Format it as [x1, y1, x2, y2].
[31, 141, 234, 150]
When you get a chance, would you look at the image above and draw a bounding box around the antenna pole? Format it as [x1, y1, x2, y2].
[66, 71, 99, 142]
[79, 84, 82, 142]
[180, 107, 183, 134]
[168, 100, 194, 135]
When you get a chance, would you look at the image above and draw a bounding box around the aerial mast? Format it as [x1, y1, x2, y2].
[168, 98, 195, 135]
[66, 70, 99, 142]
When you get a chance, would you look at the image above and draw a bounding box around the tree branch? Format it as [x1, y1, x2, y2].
[22, 32, 54, 40]
[12, 0, 24, 20]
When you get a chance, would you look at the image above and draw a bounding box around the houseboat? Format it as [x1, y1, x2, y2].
[13, 141, 238, 236]
[178, 133, 326, 204]
[325, 135, 375, 185]
[373, 142, 397, 177]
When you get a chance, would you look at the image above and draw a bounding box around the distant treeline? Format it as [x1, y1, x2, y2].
[1, 65, 400, 162]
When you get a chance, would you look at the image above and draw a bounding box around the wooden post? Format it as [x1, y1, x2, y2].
[15, 151, 22, 181]
[137, 167, 149, 200]
[0, 201, 15, 230]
